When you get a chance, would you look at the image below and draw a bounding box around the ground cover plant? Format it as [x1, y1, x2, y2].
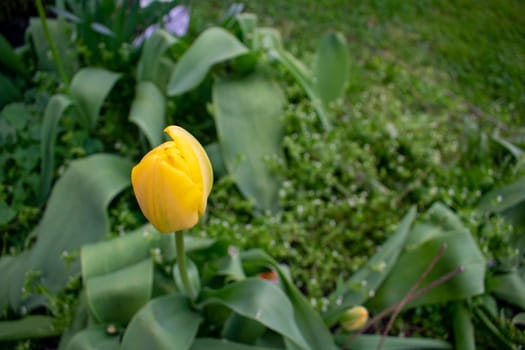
[0, 0, 524, 349]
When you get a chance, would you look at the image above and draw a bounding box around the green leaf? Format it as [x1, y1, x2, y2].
[478, 175, 525, 226]
[0, 154, 132, 313]
[39, 93, 74, 203]
[0, 34, 26, 75]
[222, 313, 266, 344]
[452, 303, 476, 350]
[85, 258, 153, 325]
[128, 81, 166, 147]
[205, 142, 227, 178]
[367, 203, 486, 311]
[173, 257, 201, 300]
[240, 250, 337, 350]
[28, 18, 77, 76]
[65, 326, 120, 350]
[191, 338, 279, 350]
[167, 27, 249, 96]
[0, 73, 20, 109]
[488, 271, 525, 309]
[212, 73, 285, 212]
[313, 32, 349, 106]
[121, 294, 201, 350]
[335, 334, 452, 350]
[200, 278, 309, 350]
[69, 68, 121, 129]
[0, 316, 61, 341]
[324, 207, 417, 325]
[137, 29, 177, 85]
[218, 246, 246, 282]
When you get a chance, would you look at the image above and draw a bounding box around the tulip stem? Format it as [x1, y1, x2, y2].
[175, 231, 193, 298]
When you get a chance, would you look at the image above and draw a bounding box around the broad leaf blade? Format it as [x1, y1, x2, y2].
[4, 154, 132, 313]
[128, 81, 166, 147]
[488, 271, 525, 309]
[212, 73, 285, 212]
[200, 278, 310, 349]
[121, 294, 201, 350]
[337, 334, 452, 350]
[69, 68, 121, 129]
[39, 93, 74, 203]
[167, 27, 249, 96]
[313, 32, 349, 106]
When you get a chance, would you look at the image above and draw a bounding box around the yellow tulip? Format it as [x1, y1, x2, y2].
[131, 125, 213, 233]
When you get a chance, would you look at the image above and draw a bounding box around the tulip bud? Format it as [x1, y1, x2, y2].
[340, 306, 368, 331]
[131, 125, 213, 233]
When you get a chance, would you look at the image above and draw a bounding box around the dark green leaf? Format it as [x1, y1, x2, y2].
[0, 316, 61, 340]
[128, 81, 166, 147]
[120, 294, 201, 350]
[0, 73, 20, 108]
[69, 68, 121, 129]
[39, 93, 74, 203]
[0, 34, 26, 75]
[167, 27, 249, 96]
[212, 73, 286, 212]
[199, 278, 309, 350]
[222, 313, 266, 344]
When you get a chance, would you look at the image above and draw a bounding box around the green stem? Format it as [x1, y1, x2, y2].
[35, 0, 69, 85]
[175, 231, 193, 297]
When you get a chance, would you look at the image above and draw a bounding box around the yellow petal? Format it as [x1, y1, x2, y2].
[131, 152, 201, 232]
[164, 125, 213, 212]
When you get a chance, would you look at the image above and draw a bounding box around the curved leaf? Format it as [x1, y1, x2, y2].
[199, 278, 309, 350]
[240, 250, 338, 350]
[0, 34, 26, 75]
[121, 294, 201, 350]
[85, 258, 153, 325]
[212, 73, 285, 212]
[66, 326, 119, 350]
[128, 81, 166, 147]
[39, 93, 74, 203]
[336, 334, 452, 350]
[2, 154, 132, 313]
[167, 27, 248, 96]
[69, 68, 121, 129]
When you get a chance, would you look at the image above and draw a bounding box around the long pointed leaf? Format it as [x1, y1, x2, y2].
[137, 29, 177, 84]
[167, 27, 248, 96]
[0, 316, 61, 341]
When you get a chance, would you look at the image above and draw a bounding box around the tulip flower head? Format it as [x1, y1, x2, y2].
[131, 126, 213, 233]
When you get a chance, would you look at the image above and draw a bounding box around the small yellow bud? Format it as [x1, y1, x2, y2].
[340, 305, 368, 331]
